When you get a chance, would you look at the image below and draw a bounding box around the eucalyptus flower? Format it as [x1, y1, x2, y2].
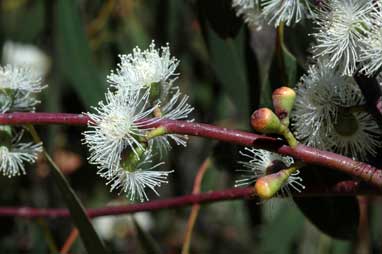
[150, 89, 194, 155]
[232, 0, 312, 28]
[107, 41, 179, 94]
[312, 0, 374, 76]
[0, 128, 42, 178]
[261, 0, 312, 27]
[359, 3, 382, 76]
[0, 65, 46, 113]
[101, 148, 173, 202]
[232, 0, 264, 27]
[86, 41, 195, 201]
[235, 148, 305, 197]
[292, 59, 382, 160]
[83, 90, 158, 178]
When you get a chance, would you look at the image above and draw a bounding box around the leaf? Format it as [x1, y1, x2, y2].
[280, 41, 298, 86]
[45, 151, 108, 254]
[247, 26, 276, 108]
[278, 24, 298, 86]
[55, 0, 105, 108]
[284, 21, 314, 68]
[294, 166, 360, 240]
[205, 27, 250, 119]
[28, 124, 107, 254]
[197, 0, 242, 39]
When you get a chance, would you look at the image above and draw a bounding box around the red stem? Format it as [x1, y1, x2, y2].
[1, 112, 381, 188]
[0, 181, 379, 218]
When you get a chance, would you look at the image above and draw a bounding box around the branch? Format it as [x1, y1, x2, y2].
[0, 181, 380, 218]
[1, 112, 381, 189]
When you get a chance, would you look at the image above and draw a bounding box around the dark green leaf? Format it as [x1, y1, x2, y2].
[280, 41, 297, 86]
[44, 150, 108, 254]
[55, 0, 105, 108]
[206, 27, 250, 119]
[247, 26, 276, 108]
[294, 166, 359, 240]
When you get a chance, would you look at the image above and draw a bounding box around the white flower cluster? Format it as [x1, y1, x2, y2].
[292, 59, 382, 161]
[0, 131, 42, 178]
[84, 41, 193, 202]
[236, 148, 305, 197]
[0, 65, 46, 113]
[233, 0, 382, 77]
[0, 62, 46, 177]
[232, 0, 313, 28]
[308, 0, 382, 77]
[312, 0, 375, 76]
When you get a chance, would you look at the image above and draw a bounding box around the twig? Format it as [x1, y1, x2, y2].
[60, 227, 79, 254]
[0, 181, 380, 219]
[0, 112, 380, 189]
[182, 158, 211, 254]
[27, 125, 107, 254]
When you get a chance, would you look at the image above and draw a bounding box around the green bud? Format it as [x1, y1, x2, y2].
[255, 166, 295, 200]
[251, 108, 286, 134]
[272, 87, 296, 127]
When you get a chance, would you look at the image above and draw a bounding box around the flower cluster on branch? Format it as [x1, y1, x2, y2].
[83, 41, 193, 201]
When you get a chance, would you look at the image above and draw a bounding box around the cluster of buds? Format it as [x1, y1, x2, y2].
[236, 86, 305, 200]
[251, 86, 297, 147]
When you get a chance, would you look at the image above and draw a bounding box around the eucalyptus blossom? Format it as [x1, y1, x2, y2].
[0, 65, 47, 113]
[235, 147, 305, 197]
[292, 59, 382, 161]
[312, 0, 374, 76]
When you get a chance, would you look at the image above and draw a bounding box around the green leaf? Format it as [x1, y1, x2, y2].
[45, 151, 108, 254]
[247, 27, 276, 108]
[29, 124, 107, 254]
[55, 0, 105, 108]
[280, 42, 297, 86]
[279, 25, 298, 86]
[284, 21, 314, 68]
[206, 27, 250, 119]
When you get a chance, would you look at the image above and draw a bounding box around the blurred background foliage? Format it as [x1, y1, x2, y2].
[0, 0, 381, 253]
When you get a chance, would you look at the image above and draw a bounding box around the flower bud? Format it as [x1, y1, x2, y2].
[272, 87, 296, 127]
[251, 108, 285, 134]
[255, 169, 291, 200]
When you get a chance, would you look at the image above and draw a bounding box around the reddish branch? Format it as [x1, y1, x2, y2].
[0, 181, 380, 218]
[1, 112, 382, 189]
